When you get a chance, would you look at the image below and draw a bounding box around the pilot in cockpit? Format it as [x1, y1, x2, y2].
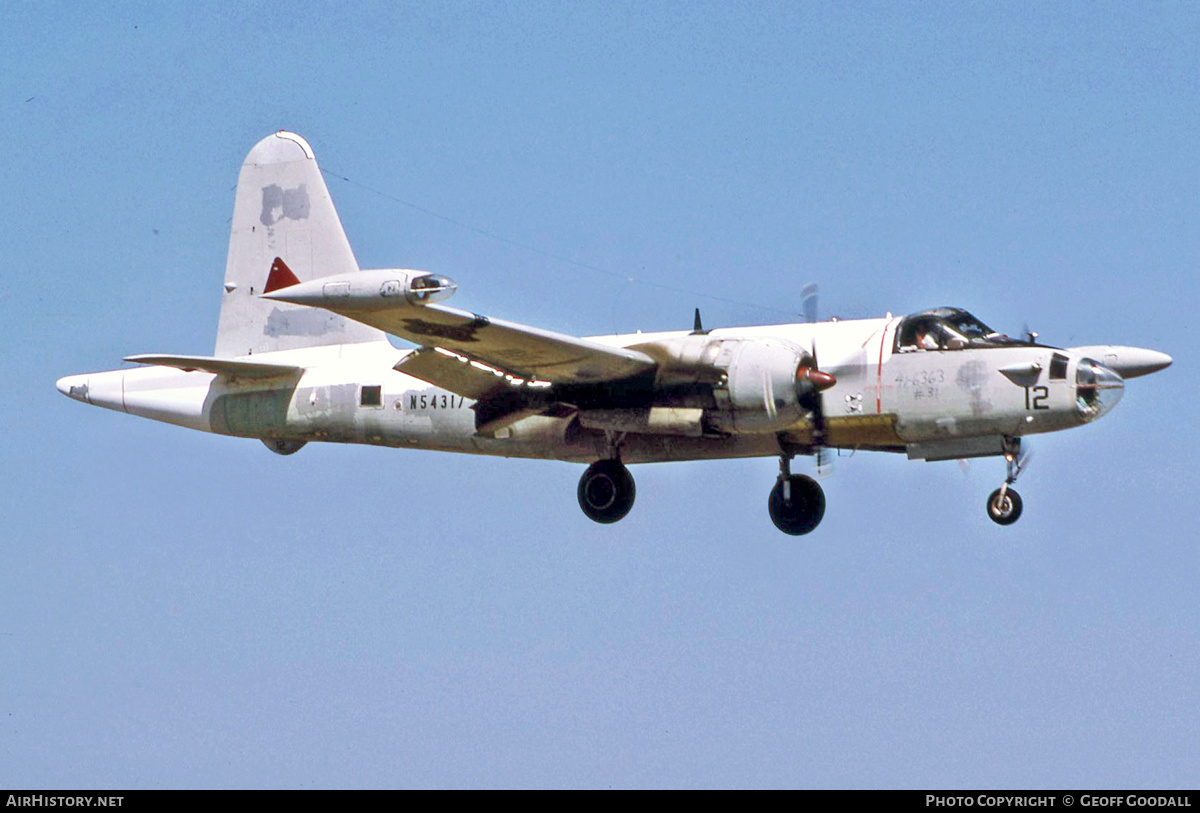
[897, 308, 1025, 354]
[916, 326, 940, 351]
[907, 320, 942, 351]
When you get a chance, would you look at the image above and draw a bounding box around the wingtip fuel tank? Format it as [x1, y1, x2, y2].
[260, 268, 457, 310]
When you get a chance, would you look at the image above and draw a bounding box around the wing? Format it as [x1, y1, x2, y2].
[359, 304, 661, 433]
[260, 265, 657, 401]
[379, 303, 655, 388]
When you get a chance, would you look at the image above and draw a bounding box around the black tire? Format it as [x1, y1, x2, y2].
[262, 438, 306, 456]
[578, 460, 636, 524]
[987, 487, 1023, 525]
[768, 474, 825, 535]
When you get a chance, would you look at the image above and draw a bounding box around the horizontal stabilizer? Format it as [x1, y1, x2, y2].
[124, 354, 303, 379]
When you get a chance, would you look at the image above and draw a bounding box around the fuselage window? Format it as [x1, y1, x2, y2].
[360, 385, 382, 407]
[1050, 354, 1069, 380]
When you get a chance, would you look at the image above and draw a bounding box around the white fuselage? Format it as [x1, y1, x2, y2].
[57, 314, 1120, 465]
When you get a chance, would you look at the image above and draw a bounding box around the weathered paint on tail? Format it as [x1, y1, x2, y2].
[214, 131, 385, 357]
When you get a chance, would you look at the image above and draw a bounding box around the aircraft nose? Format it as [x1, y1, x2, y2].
[1075, 359, 1124, 422]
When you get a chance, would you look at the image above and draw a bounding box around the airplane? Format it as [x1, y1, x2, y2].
[57, 131, 1173, 535]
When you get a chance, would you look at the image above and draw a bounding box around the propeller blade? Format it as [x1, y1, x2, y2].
[802, 283, 819, 325]
[798, 283, 834, 470]
[1016, 446, 1034, 478]
[796, 364, 836, 449]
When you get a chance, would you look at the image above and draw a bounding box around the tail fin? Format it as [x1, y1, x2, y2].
[214, 131, 386, 357]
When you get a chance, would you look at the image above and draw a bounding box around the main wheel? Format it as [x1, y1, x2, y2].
[578, 460, 636, 524]
[987, 487, 1023, 525]
[262, 438, 306, 456]
[768, 474, 825, 535]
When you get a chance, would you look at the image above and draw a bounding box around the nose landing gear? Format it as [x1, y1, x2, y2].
[986, 486, 1023, 525]
[986, 441, 1030, 526]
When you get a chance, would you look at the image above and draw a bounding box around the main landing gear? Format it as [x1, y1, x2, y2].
[577, 452, 828, 535]
[768, 453, 825, 535]
[577, 459, 636, 524]
[986, 441, 1029, 526]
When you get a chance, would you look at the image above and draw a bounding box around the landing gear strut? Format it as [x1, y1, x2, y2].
[578, 459, 636, 524]
[768, 454, 825, 535]
[986, 441, 1028, 526]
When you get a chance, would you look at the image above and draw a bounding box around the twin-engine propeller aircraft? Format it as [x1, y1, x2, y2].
[58, 132, 1172, 534]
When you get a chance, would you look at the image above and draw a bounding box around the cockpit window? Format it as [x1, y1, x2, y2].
[895, 308, 1025, 353]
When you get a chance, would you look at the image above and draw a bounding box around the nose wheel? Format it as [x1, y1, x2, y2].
[986, 486, 1023, 525]
[578, 459, 636, 524]
[986, 441, 1028, 526]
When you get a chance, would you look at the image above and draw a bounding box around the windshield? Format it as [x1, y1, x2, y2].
[895, 308, 1025, 352]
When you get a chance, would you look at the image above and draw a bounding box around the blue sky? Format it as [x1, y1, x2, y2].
[3, 1, 1197, 788]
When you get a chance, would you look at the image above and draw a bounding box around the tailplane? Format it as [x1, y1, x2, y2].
[214, 131, 385, 357]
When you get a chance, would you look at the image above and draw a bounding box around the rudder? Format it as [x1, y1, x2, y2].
[214, 131, 385, 357]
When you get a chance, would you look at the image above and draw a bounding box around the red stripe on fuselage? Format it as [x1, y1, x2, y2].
[876, 321, 890, 414]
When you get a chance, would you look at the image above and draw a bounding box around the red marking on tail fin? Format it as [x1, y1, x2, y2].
[264, 257, 301, 294]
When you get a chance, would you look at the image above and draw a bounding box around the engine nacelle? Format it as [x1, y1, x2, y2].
[629, 335, 818, 434]
[707, 339, 809, 434]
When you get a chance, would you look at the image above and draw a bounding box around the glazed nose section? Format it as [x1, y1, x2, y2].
[1075, 359, 1124, 422]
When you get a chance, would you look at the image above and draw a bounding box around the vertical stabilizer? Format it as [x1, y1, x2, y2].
[215, 131, 385, 357]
